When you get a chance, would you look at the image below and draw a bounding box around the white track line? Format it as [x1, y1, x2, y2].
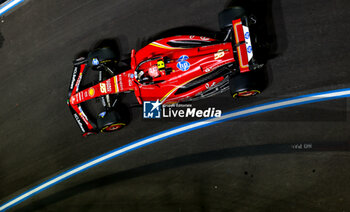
[0, 0, 23, 16]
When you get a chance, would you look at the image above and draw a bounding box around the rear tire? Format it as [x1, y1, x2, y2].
[97, 110, 126, 132]
[218, 7, 246, 30]
[229, 71, 265, 98]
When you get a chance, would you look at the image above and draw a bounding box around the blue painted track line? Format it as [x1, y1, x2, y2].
[0, 0, 23, 16]
[1, 88, 350, 211]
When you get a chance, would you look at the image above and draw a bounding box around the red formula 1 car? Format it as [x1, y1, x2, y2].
[67, 7, 267, 136]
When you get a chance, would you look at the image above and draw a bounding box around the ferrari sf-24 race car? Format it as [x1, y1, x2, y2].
[67, 7, 267, 136]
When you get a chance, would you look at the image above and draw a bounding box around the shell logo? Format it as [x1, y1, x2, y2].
[88, 88, 95, 97]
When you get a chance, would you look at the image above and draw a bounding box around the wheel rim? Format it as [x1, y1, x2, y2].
[233, 90, 261, 98]
[102, 123, 125, 132]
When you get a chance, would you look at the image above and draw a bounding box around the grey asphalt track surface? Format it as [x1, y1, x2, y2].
[0, 0, 350, 211]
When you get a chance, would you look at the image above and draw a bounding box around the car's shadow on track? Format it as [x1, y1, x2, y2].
[16, 141, 349, 211]
[0, 31, 4, 48]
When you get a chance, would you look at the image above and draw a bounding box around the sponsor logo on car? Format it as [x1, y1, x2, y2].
[177, 55, 190, 71]
[70, 67, 78, 90]
[99, 111, 106, 118]
[205, 82, 216, 89]
[78, 92, 82, 102]
[247, 46, 252, 53]
[106, 79, 112, 92]
[118, 75, 124, 90]
[88, 88, 95, 97]
[244, 32, 250, 39]
[242, 25, 253, 61]
[214, 49, 225, 60]
[100, 83, 107, 93]
[204, 68, 211, 73]
[74, 113, 85, 132]
[75, 73, 83, 92]
[92, 58, 99, 66]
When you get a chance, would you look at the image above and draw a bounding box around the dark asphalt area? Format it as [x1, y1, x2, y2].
[0, 0, 349, 211]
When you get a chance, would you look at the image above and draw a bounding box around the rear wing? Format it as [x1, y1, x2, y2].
[232, 18, 253, 73]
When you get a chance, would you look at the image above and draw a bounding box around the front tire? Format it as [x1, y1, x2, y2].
[97, 110, 126, 132]
[87, 47, 118, 67]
